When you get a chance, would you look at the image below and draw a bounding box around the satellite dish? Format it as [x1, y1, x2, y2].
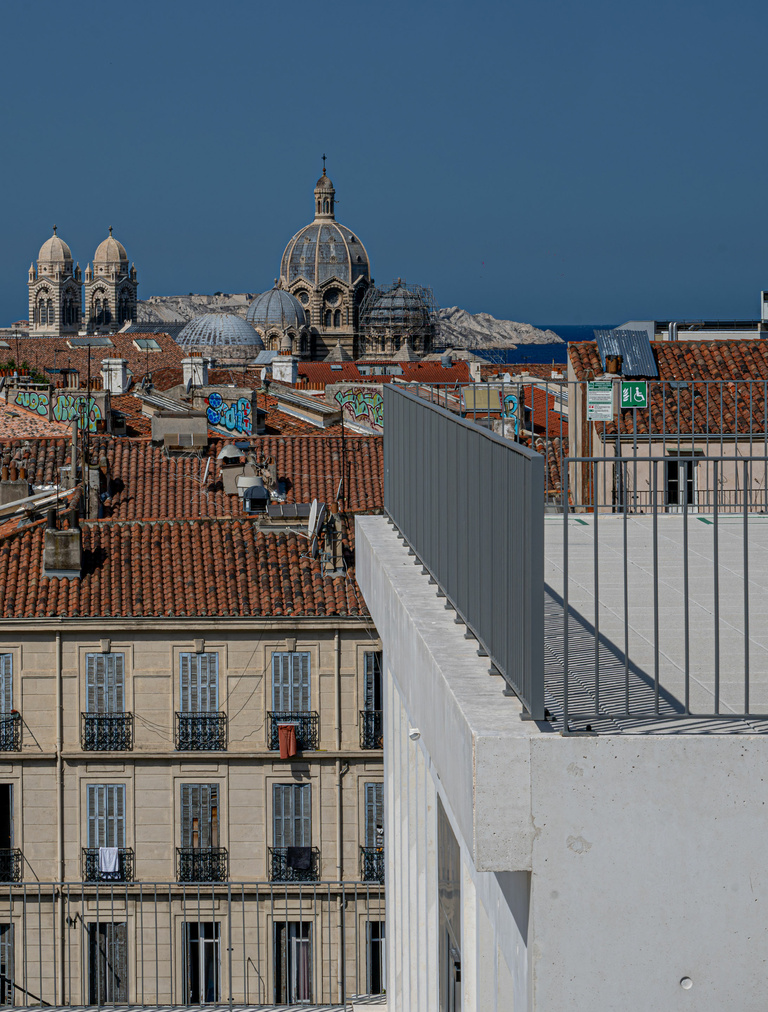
[186, 377, 193, 395]
[315, 503, 327, 535]
[308, 499, 319, 537]
[311, 535, 319, 559]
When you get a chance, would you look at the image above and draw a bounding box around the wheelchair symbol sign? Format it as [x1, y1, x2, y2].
[621, 381, 648, 409]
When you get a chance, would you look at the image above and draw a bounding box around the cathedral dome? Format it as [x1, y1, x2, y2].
[246, 287, 306, 330]
[94, 228, 129, 264]
[281, 221, 370, 288]
[177, 313, 264, 350]
[38, 228, 73, 264]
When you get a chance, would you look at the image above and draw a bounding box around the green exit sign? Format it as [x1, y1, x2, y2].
[621, 380, 648, 409]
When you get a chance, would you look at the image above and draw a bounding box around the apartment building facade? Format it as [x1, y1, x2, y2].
[0, 515, 384, 1005]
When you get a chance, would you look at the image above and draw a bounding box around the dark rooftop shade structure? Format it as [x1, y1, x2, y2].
[594, 329, 659, 378]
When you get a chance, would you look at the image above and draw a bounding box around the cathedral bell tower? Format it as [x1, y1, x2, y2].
[314, 156, 336, 220]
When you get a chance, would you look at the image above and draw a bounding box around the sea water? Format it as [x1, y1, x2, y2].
[470, 324, 618, 365]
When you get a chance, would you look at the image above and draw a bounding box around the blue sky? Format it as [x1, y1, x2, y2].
[2, 0, 768, 325]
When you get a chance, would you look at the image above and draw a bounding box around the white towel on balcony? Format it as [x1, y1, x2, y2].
[99, 847, 119, 875]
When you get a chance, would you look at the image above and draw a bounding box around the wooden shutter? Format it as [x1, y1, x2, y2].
[273, 784, 287, 849]
[0, 923, 13, 1005]
[295, 784, 311, 847]
[364, 652, 382, 712]
[272, 653, 291, 711]
[109, 655, 125, 713]
[88, 785, 125, 848]
[365, 783, 384, 848]
[198, 654, 218, 712]
[293, 654, 311, 712]
[181, 784, 218, 847]
[273, 784, 310, 848]
[0, 657, 11, 716]
[180, 654, 194, 712]
[86, 654, 106, 714]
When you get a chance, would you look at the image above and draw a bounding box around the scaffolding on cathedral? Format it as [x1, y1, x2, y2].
[358, 278, 439, 357]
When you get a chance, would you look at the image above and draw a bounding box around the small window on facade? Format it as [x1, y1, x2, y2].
[86, 653, 125, 714]
[364, 782, 384, 848]
[180, 653, 219, 713]
[272, 652, 310, 711]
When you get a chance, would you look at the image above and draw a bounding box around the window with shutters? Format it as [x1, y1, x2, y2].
[0, 657, 12, 715]
[360, 651, 383, 750]
[0, 657, 19, 753]
[270, 784, 316, 881]
[271, 653, 310, 711]
[177, 655, 226, 751]
[177, 785, 227, 882]
[82, 654, 131, 751]
[87, 785, 126, 849]
[180, 654, 219, 713]
[0, 924, 13, 1005]
[361, 783, 384, 883]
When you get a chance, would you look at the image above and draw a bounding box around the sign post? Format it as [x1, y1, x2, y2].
[620, 381, 648, 410]
[586, 381, 614, 422]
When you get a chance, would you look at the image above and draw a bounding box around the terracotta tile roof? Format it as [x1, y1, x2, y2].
[12, 332, 186, 386]
[2, 435, 383, 520]
[480, 363, 566, 381]
[296, 361, 471, 388]
[0, 519, 367, 620]
[529, 435, 569, 497]
[0, 400, 72, 439]
[569, 339, 768, 436]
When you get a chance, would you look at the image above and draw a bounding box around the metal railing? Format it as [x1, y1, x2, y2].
[268, 847, 320, 883]
[176, 847, 228, 883]
[0, 714, 21, 752]
[267, 711, 319, 751]
[0, 879, 385, 1006]
[81, 713, 133, 751]
[549, 453, 768, 731]
[359, 710, 383, 749]
[82, 848, 134, 882]
[360, 847, 384, 884]
[0, 851, 21, 884]
[175, 712, 227, 751]
[384, 384, 545, 718]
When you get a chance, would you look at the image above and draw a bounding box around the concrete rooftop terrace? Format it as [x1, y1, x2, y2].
[544, 513, 768, 733]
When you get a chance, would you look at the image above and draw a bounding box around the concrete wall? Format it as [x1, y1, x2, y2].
[357, 514, 768, 1012]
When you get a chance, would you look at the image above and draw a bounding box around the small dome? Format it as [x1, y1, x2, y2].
[246, 287, 306, 330]
[94, 229, 128, 264]
[315, 171, 334, 191]
[38, 228, 72, 264]
[362, 280, 432, 330]
[177, 313, 264, 349]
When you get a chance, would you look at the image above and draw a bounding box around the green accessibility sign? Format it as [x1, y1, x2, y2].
[621, 380, 648, 409]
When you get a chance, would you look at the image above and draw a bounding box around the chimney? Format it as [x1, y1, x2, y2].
[605, 354, 622, 375]
[101, 357, 129, 394]
[0, 456, 31, 506]
[271, 355, 298, 386]
[182, 355, 209, 389]
[43, 508, 82, 579]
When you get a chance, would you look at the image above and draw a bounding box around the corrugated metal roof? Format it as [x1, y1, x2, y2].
[594, 329, 658, 378]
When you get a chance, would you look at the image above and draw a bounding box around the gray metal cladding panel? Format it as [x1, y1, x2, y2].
[383, 386, 545, 718]
[594, 329, 659, 377]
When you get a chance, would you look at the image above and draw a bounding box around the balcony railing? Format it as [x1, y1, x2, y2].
[360, 710, 383, 749]
[176, 847, 228, 883]
[360, 847, 384, 884]
[82, 847, 134, 882]
[81, 713, 133, 751]
[268, 712, 319, 751]
[0, 850, 22, 883]
[0, 713, 21, 751]
[269, 847, 320, 883]
[175, 712, 227, 751]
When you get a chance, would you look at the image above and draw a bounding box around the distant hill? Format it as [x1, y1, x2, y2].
[137, 294, 563, 350]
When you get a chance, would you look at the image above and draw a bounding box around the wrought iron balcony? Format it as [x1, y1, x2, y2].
[0, 713, 21, 752]
[360, 846, 385, 884]
[268, 712, 319, 751]
[360, 710, 383, 749]
[175, 712, 227, 751]
[81, 713, 133, 751]
[269, 847, 320, 883]
[0, 850, 22, 883]
[176, 847, 228, 883]
[82, 847, 134, 882]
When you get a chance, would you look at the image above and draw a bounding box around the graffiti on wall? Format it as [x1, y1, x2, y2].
[206, 392, 252, 435]
[15, 389, 50, 417]
[52, 394, 103, 432]
[334, 388, 384, 432]
[502, 391, 520, 439]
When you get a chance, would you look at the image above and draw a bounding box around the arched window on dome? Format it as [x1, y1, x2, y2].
[333, 310, 341, 328]
[324, 310, 332, 328]
[300, 334, 307, 354]
[37, 298, 46, 326]
[323, 199, 329, 213]
[47, 300, 54, 325]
